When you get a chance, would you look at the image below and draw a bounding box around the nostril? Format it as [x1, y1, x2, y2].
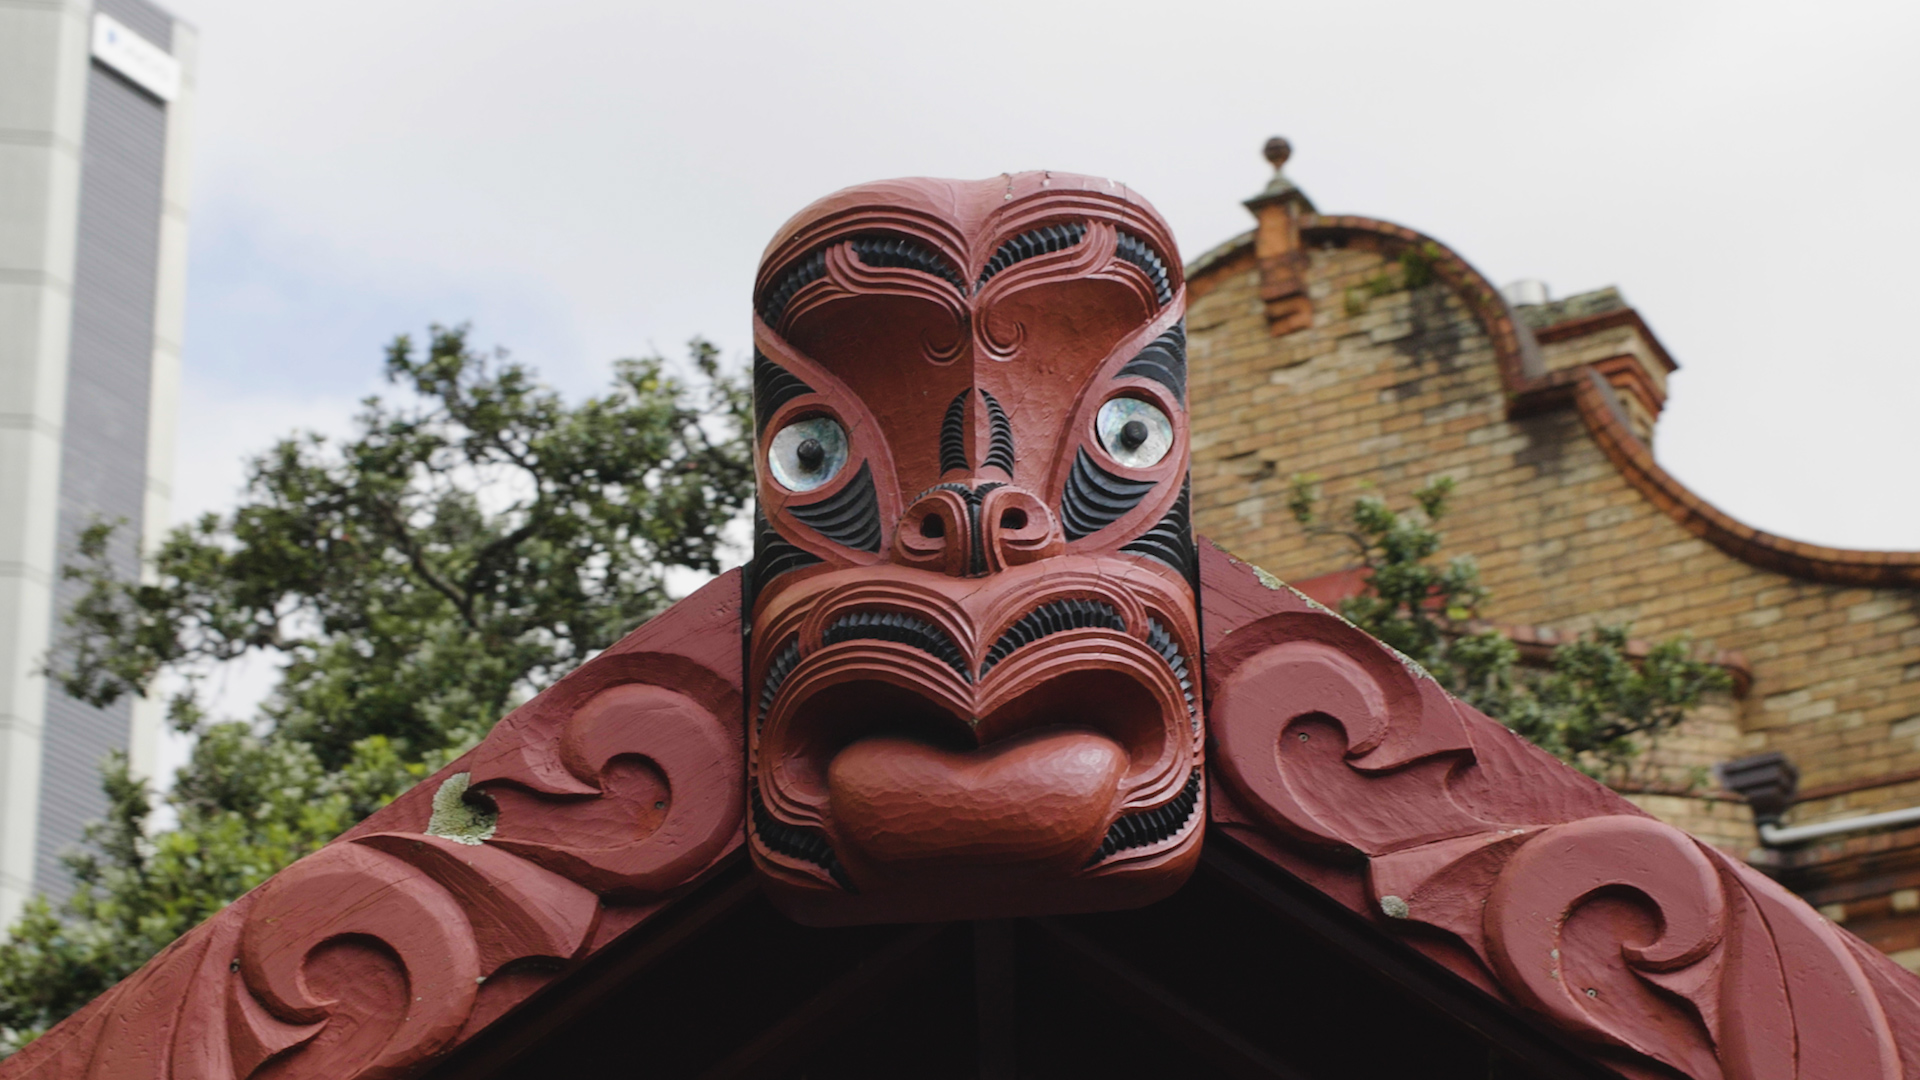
[919, 515, 945, 539]
[999, 508, 1028, 531]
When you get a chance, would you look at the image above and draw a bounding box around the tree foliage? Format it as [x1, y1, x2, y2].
[0, 328, 752, 1051]
[1287, 475, 1730, 776]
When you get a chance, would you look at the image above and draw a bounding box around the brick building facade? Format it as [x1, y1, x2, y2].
[1185, 140, 1920, 965]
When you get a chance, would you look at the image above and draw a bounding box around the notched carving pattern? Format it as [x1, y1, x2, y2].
[976, 222, 1087, 291]
[760, 249, 827, 326]
[757, 636, 801, 729]
[981, 389, 1016, 476]
[789, 462, 883, 552]
[1144, 616, 1195, 724]
[747, 509, 822, 613]
[849, 233, 966, 293]
[753, 351, 816, 436]
[1117, 321, 1187, 400]
[939, 389, 969, 475]
[1114, 230, 1173, 307]
[1123, 479, 1195, 584]
[751, 787, 851, 890]
[1060, 448, 1156, 540]
[1090, 769, 1201, 864]
[823, 611, 971, 682]
[980, 598, 1126, 678]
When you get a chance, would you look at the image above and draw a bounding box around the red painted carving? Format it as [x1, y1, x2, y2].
[1, 572, 746, 1080]
[1199, 541, 1920, 1079]
[16, 175, 1920, 1080]
[745, 174, 1204, 924]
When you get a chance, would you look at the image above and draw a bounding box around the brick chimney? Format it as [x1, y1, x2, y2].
[1509, 286, 1679, 443]
[1243, 137, 1316, 336]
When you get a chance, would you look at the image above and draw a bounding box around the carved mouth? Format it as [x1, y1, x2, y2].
[749, 561, 1204, 894]
[755, 627, 1198, 886]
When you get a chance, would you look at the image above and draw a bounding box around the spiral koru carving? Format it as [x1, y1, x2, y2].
[3, 574, 748, 1080]
[1201, 543, 1911, 1080]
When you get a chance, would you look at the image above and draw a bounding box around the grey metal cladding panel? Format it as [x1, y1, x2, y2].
[35, 63, 167, 900]
[95, 0, 174, 51]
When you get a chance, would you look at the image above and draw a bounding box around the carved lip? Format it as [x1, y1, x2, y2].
[749, 557, 1202, 887]
[760, 629, 1190, 806]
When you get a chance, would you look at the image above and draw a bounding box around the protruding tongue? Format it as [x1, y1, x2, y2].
[827, 729, 1127, 868]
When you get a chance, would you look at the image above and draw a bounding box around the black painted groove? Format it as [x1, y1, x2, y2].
[1122, 479, 1196, 586]
[1144, 617, 1197, 727]
[823, 611, 970, 682]
[756, 636, 801, 731]
[746, 509, 822, 613]
[848, 233, 967, 293]
[1060, 448, 1157, 541]
[939, 389, 970, 475]
[913, 481, 1005, 576]
[979, 598, 1126, 679]
[750, 786, 853, 890]
[980, 389, 1015, 476]
[976, 222, 1087, 292]
[1114, 230, 1173, 307]
[759, 249, 827, 326]
[788, 463, 883, 552]
[753, 351, 816, 436]
[1116, 321, 1188, 401]
[1089, 769, 1201, 864]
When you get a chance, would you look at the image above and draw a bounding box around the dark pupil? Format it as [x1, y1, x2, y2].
[795, 438, 826, 471]
[1118, 419, 1149, 451]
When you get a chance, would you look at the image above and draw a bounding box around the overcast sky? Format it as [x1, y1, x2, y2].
[156, 0, 1919, 551]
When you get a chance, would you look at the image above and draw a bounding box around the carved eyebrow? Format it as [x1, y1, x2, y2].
[759, 234, 967, 328]
[848, 233, 966, 293]
[759, 250, 827, 325]
[976, 222, 1086, 292]
[1114, 230, 1173, 306]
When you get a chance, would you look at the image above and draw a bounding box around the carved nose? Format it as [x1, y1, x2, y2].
[895, 482, 1064, 577]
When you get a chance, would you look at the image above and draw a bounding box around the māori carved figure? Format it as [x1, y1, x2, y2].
[745, 174, 1202, 923]
[15, 171, 1920, 1080]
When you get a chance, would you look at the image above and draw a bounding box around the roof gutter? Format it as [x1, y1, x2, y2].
[1758, 805, 1920, 846]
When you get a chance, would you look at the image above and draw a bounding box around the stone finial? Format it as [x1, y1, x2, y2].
[1245, 135, 1314, 215]
[1243, 136, 1314, 336]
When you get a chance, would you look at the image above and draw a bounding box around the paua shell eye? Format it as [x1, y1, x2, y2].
[1096, 397, 1173, 469]
[768, 416, 849, 492]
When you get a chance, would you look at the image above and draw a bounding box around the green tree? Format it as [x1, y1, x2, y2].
[1287, 475, 1730, 777]
[0, 327, 752, 1052]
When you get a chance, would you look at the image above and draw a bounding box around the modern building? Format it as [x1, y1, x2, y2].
[0, 0, 193, 922]
[1185, 139, 1920, 964]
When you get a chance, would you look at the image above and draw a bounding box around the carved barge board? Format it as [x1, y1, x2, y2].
[10, 548, 1920, 1079]
[1199, 540, 1920, 1080]
[10, 161, 1920, 1077]
[0, 571, 749, 1080]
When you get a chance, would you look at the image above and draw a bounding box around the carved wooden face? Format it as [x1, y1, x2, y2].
[746, 174, 1201, 924]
